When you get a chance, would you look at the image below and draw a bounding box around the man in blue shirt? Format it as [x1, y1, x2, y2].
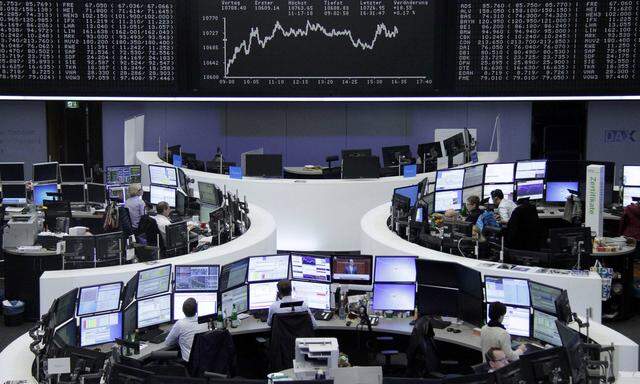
[165, 297, 200, 362]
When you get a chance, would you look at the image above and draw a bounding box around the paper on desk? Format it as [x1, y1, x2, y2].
[333, 366, 383, 384]
[47, 358, 71, 374]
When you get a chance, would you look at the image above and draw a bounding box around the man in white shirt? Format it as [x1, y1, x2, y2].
[152, 201, 172, 239]
[267, 280, 317, 328]
[491, 189, 517, 224]
[165, 297, 200, 362]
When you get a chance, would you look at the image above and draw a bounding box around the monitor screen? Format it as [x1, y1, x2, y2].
[87, 183, 106, 205]
[137, 294, 172, 329]
[515, 160, 547, 180]
[33, 162, 58, 183]
[107, 186, 127, 202]
[1, 184, 27, 205]
[394, 185, 419, 207]
[59, 164, 86, 183]
[331, 255, 373, 284]
[435, 169, 465, 191]
[486, 304, 531, 337]
[463, 164, 485, 188]
[545, 181, 579, 203]
[483, 184, 514, 201]
[0, 162, 24, 182]
[149, 165, 178, 187]
[198, 181, 220, 206]
[122, 301, 137, 337]
[53, 319, 78, 348]
[623, 165, 640, 187]
[221, 285, 248, 316]
[137, 264, 172, 299]
[291, 280, 331, 311]
[485, 163, 515, 184]
[372, 283, 416, 311]
[33, 183, 58, 205]
[77, 282, 123, 316]
[417, 285, 458, 317]
[291, 254, 331, 283]
[485, 276, 531, 307]
[219, 258, 249, 291]
[52, 288, 78, 328]
[80, 312, 123, 347]
[247, 254, 290, 283]
[374, 256, 416, 283]
[173, 292, 217, 320]
[529, 281, 562, 315]
[105, 165, 142, 186]
[624, 186, 640, 206]
[174, 265, 219, 292]
[458, 292, 484, 327]
[516, 179, 545, 201]
[463, 186, 483, 204]
[416, 259, 458, 288]
[245, 154, 282, 178]
[434, 190, 463, 212]
[150, 185, 176, 207]
[61, 184, 86, 203]
[533, 310, 561, 346]
[248, 281, 279, 310]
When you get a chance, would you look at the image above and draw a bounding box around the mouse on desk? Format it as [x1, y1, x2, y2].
[346, 321, 352, 326]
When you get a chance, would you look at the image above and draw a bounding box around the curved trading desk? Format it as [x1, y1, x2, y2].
[38, 204, 277, 318]
[137, 151, 499, 251]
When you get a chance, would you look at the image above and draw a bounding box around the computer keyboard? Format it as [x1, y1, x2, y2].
[313, 311, 334, 321]
[139, 328, 164, 342]
[149, 331, 169, 344]
[252, 310, 269, 323]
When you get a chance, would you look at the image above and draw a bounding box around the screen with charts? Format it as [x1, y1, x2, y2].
[486, 305, 530, 337]
[248, 281, 279, 310]
[484, 163, 515, 184]
[137, 294, 172, 328]
[485, 276, 530, 307]
[516, 180, 545, 201]
[515, 160, 547, 180]
[33, 183, 58, 205]
[394, 185, 419, 207]
[624, 166, 640, 187]
[463, 186, 483, 203]
[80, 312, 123, 347]
[150, 185, 176, 207]
[623, 187, 640, 207]
[332, 256, 372, 283]
[436, 169, 465, 191]
[247, 254, 290, 282]
[434, 190, 463, 212]
[106, 165, 142, 186]
[219, 258, 249, 291]
[291, 280, 331, 310]
[77, 282, 122, 316]
[374, 256, 416, 283]
[137, 265, 172, 299]
[173, 292, 217, 320]
[529, 281, 562, 315]
[463, 164, 484, 188]
[372, 283, 416, 311]
[533, 310, 561, 346]
[483, 184, 514, 201]
[545, 181, 579, 203]
[291, 254, 331, 283]
[221, 285, 248, 315]
[174, 265, 219, 292]
[149, 165, 178, 187]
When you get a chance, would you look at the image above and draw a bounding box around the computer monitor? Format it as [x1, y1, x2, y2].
[79, 312, 123, 347]
[77, 282, 123, 316]
[149, 165, 178, 187]
[463, 186, 483, 205]
[549, 227, 592, 258]
[516, 179, 545, 201]
[417, 285, 458, 317]
[532, 310, 561, 346]
[484, 163, 515, 184]
[457, 265, 483, 299]
[64, 236, 95, 262]
[381, 145, 412, 167]
[443, 133, 465, 158]
[417, 142, 443, 161]
[52, 288, 79, 328]
[415, 259, 458, 288]
[623, 187, 640, 207]
[165, 221, 188, 251]
[486, 304, 530, 337]
[33, 162, 58, 183]
[173, 292, 217, 320]
[59, 164, 86, 183]
[52, 319, 78, 348]
[198, 181, 221, 206]
[0, 162, 24, 182]
[555, 320, 585, 382]
[435, 169, 465, 191]
[519, 346, 571, 384]
[331, 255, 373, 285]
[342, 155, 380, 179]
[483, 184, 514, 201]
[434, 190, 463, 212]
[105, 165, 142, 186]
[247, 254, 290, 282]
[493, 360, 525, 384]
[1, 183, 27, 205]
[136, 264, 172, 299]
[291, 254, 331, 283]
[174, 265, 219, 292]
[545, 181, 578, 203]
[122, 275, 137, 310]
[373, 283, 416, 311]
[291, 280, 331, 311]
[33, 183, 58, 206]
[248, 281, 279, 310]
[95, 232, 122, 262]
[484, 276, 531, 307]
[150, 185, 176, 207]
[221, 285, 249, 316]
[463, 164, 485, 188]
[342, 148, 372, 159]
[107, 185, 127, 203]
[458, 292, 484, 327]
[219, 258, 249, 291]
[623, 165, 640, 187]
[61, 184, 86, 204]
[394, 185, 419, 207]
[529, 281, 562, 315]
[515, 160, 547, 180]
[137, 293, 172, 329]
[374, 256, 416, 283]
[87, 183, 106, 205]
[122, 301, 137, 338]
[245, 154, 282, 178]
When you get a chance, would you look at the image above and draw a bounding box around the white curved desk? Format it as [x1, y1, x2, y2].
[38, 204, 277, 317]
[137, 151, 499, 251]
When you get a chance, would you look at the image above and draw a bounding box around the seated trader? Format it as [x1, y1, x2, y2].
[465, 195, 484, 224]
[267, 280, 317, 328]
[506, 198, 542, 251]
[620, 201, 640, 240]
[481, 302, 525, 362]
[125, 183, 146, 230]
[491, 189, 517, 224]
[152, 201, 172, 239]
[486, 347, 510, 372]
[165, 297, 199, 362]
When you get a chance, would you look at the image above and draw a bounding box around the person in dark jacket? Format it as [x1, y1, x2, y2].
[620, 202, 640, 240]
[465, 195, 484, 225]
[505, 198, 543, 251]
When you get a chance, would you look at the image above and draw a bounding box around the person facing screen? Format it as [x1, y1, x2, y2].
[465, 195, 483, 224]
[491, 189, 516, 224]
[125, 183, 146, 230]
[267, 279, 317, 328]
[480, 301, 526, 362]
[153, 201, 172, 239]
[486, 347, 510, 372]
[165, 297, 199, 362]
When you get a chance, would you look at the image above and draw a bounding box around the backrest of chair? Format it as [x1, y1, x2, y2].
[406, 317, 440, 377]
[138, 215, 164, 249]
[269, 311, 314, 372]
[44, 200, 72, 230]
[118, 206, 133, 238]
[188, 329, 236, 378]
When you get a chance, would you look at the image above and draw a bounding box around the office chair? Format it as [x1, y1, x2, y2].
[326, 155, 339, 169]
[142, 351, 188, 377]
[267, 312, 315, 372]
[188, 329, 237, 378]
[137, 215, 165, 255]
[322, 166, 341, 179]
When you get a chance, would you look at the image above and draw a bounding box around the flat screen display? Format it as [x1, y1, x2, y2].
[149, 165, 178, 187]
[485, 163, 515, 184]
[372, 283, 416, 311]
[174, 265, 219, 292]
[80, 312, 123, 347]
[173, 292, 217, 320]
[248, 281, 279, 310]
[485, 276, 531, 307]
[247, 254, 290, 283]
[374, 256, 416, 283]
[435, 169, 465, 191]
[291, 254, 331, 283]
[434, 190, 463, 212]
[291, 280, 331, 311]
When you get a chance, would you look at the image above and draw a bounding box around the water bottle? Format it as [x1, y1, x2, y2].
[338, 293, 346, 320]
[231, 304, 239, 328]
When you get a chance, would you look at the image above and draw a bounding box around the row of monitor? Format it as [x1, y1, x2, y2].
[0, 162, 143, 186]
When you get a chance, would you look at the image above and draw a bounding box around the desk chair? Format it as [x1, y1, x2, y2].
[268, 311, 315, 372]
[142, 351, 187, 377]
[322, 166, 341, 179]
[188, 329, 237, 378]
[137, 215, 166, 256]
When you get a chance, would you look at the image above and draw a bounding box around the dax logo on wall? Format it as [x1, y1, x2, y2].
[605, 130, 637, 143]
